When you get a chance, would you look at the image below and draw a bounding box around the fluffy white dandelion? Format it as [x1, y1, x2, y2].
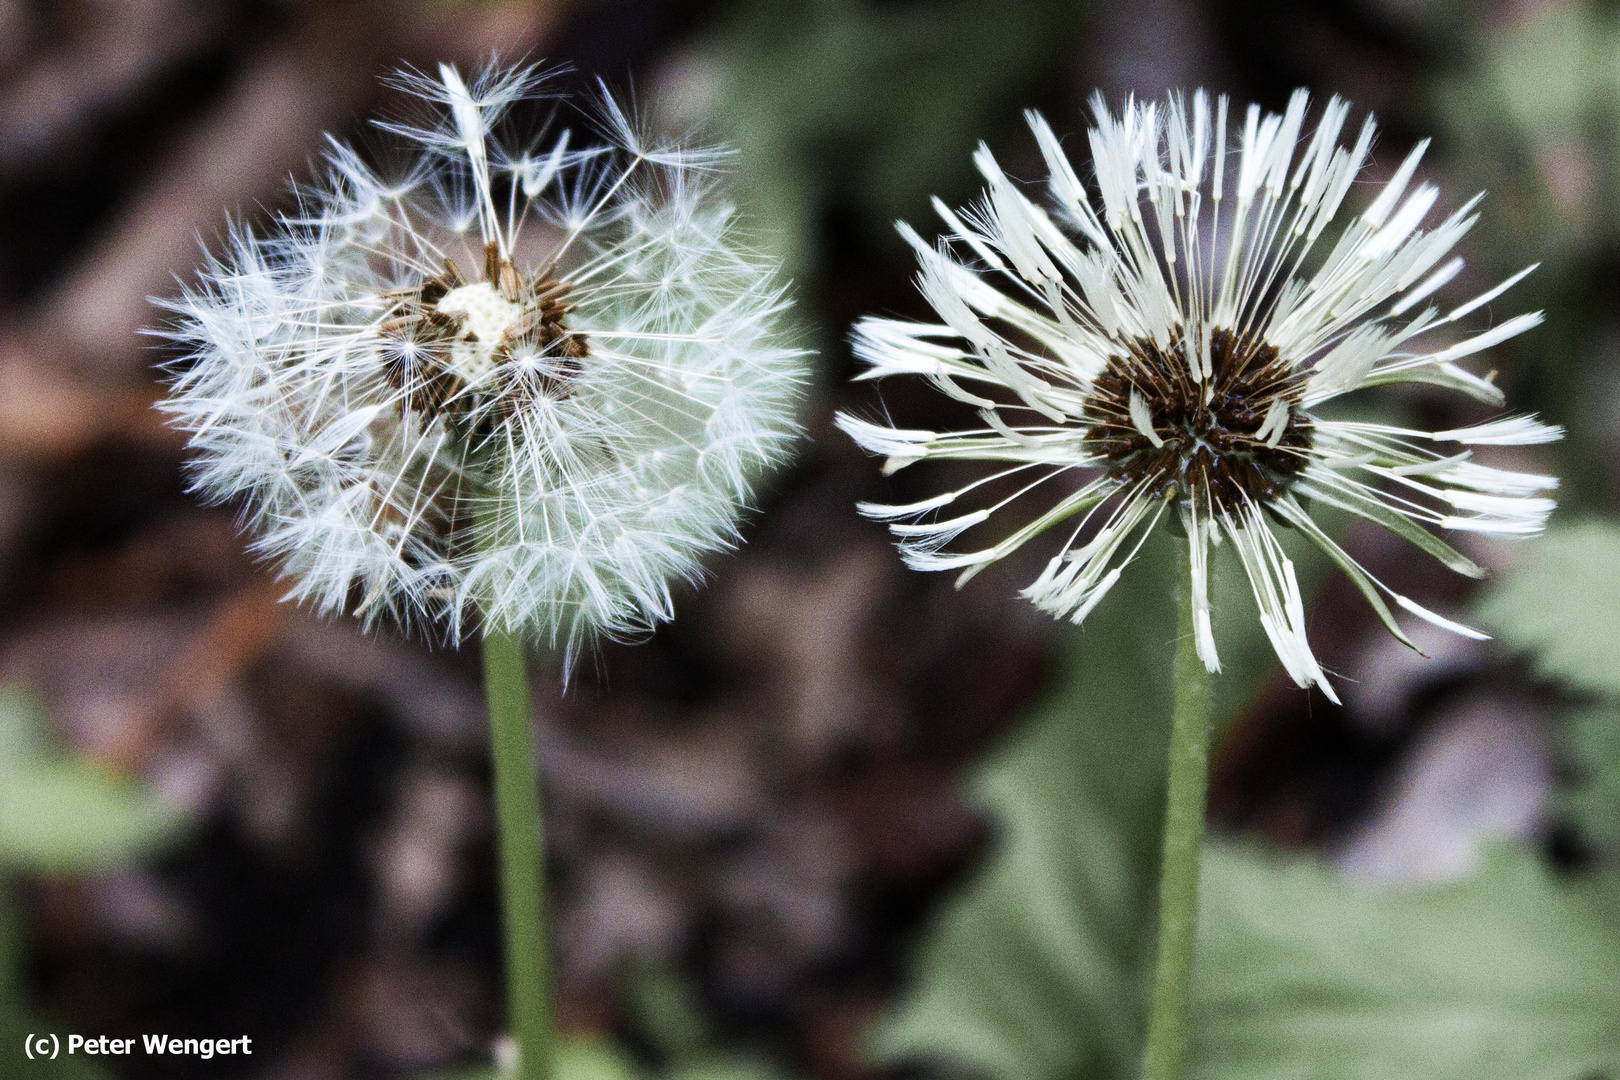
[839, 90, 1560, 702]
[159, 63, 804, 663]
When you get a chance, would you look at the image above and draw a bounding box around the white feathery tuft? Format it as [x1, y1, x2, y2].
[156, 63, 806, 668]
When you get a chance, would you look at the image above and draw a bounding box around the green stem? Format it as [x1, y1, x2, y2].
[482, 631, 553, 1080]
[1142, 539, 1213, 1080]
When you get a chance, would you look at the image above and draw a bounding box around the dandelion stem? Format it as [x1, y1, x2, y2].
[482, 630, 553, 1080]
[1142, 538, 1213, 1080]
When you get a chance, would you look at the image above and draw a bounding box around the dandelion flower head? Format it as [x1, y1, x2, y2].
[838, 90, 1560, 701]
[160, 63, 804, 661]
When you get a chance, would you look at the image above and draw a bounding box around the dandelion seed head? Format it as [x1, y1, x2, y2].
[840, 89, 1561, 701]
[157, 62, 806, 665]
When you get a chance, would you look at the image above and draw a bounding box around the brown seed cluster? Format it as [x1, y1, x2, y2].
[377, 241, 587, 422]
[1084, 327, 1312, 513]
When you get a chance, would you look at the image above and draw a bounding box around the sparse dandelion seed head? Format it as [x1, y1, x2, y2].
[839, 89, 1560, 702]
[156, 62, 806, 665]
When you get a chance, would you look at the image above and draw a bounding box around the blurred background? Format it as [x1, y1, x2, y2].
[1, 0, 1618, 1078]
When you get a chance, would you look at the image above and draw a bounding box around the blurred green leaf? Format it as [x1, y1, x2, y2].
[421, 1035, 789, 1080]
[1476, 519, 1620, 700]
[552, 1041, 639, 1080]
[1429, 0, 1620, 446]
[665, 1059, 790, 1080]
[1476, 518, 1620, 849]
[423, 1037, 639, 1080]
[0, 896, 109, 1080]
[0, 763, 181, 873]
[1563, 702, 1620, 849]
[1489, 2, 1611, 138]
[869, 531, 1305, 1080]
[0, 689, 180, 873]
[1193, 844, 1620, 1080]
[621, 958, 710, 1067]
[1435, 0, 1620, 258]
[696, 0, 1091, 278]
[617, 958, 796, 1080]
[0, 686, 52, 767]
[0, 688, 174, 1078]
[0, 894, 14, 1005]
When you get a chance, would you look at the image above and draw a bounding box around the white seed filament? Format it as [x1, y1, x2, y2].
[1129, 386, 1166, 448]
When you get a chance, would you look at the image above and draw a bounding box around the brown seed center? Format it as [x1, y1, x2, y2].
[1084, 328, 1312, 513]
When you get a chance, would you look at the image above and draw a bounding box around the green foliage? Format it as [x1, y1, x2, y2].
[1564, 703, 1620, 849]
[0, 898, 108, 1080]
[421, 1034, 789, 1080]
[0, 687, 180, 873]
[622, 958, 711, 1067]
[1433, 0, 1620, 267]
[1194, 845, 1620, 1080]
[0, 689, 183, 1075]
[546, 1040, 639, 1080]
[423, 1037, 639, 1080]
[693, 0, 1093, 279]
[868, 598, 1163, 1079]
[619, 959, 795, 1080]
[1487, 2, 1606, 141]
[872, 523, 1620, 1080]
[868, 532, 1309, 1080]
[1476, 519, 1620, 700]
[1429, 0, 1620, 446]
[1478, 518, 1620, 849]
[422, 959, 798, 1080]
[0, 686, 184, 1080]
[663, 1061, 787, 1080]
